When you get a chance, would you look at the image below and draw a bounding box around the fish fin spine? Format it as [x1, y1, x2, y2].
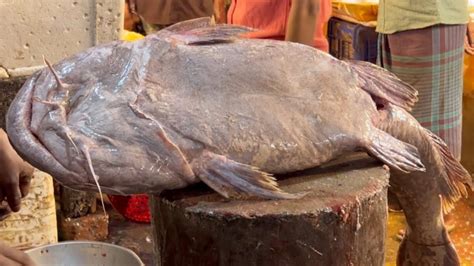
[366, 128, 425, 173]
[191, 151, 303, 200]
[424, 128, 473, 213]
[347, 60, 418, 111]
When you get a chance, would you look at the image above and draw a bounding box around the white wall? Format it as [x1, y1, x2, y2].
[0, 0, 124, 78]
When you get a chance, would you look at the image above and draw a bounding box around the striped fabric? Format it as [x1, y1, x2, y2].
[378, 24, 466, 160]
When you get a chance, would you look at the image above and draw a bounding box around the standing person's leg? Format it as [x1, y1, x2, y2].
[378, 24, 465, 160]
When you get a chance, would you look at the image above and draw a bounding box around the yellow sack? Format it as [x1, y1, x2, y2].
[332, 0, 472, 27]
[120, 30, 145, 42]
[331, 0, 379, 27]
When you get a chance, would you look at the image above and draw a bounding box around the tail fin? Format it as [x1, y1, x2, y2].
[366, 128, 425, 173]
[424, 129, 473, 213]
[347, 60, 418, 111]
[377, 103, 473, 213]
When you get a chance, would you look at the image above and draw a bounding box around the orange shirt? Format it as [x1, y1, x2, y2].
[227, 0, 332, 52]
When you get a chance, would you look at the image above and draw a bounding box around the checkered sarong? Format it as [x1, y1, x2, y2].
[378, 24, 466, 159]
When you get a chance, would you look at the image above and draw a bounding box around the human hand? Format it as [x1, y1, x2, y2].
[465, 35, 474, 55]
[466, 22, 474, 55]
[0, 242, 36, 266]
[213, 0, 227, 24]
[0, 129, 34, 213]
[285, 0, 319, 46]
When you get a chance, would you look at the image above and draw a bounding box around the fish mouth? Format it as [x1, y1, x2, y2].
[6, 70, 77, 182]
[6, 70, 145, 196]
[6, 71, 87, 188]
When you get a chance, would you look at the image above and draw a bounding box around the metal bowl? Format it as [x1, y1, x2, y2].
[25, 241, 144, 266]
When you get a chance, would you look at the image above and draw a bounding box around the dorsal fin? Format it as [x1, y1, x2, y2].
[156, 17, 255, 45]
[160, 17, 216, 33]
[347, 60, 419, 111]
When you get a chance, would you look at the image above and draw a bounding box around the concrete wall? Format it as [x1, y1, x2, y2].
[0, 0, 124, 78]
[0, 77, 26, 128]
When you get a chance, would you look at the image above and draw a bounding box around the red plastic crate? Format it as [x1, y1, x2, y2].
[108, 194, 151, 223]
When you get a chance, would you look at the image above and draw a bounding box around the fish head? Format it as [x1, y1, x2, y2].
[5, 39, 178, 195]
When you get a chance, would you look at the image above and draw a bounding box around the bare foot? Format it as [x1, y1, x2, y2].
[396, 223, 455, 242]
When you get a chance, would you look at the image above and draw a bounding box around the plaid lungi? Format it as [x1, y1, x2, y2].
[378, 24, 466, 160]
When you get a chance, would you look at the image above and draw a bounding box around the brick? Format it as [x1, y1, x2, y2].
[58, 212, 109, 241]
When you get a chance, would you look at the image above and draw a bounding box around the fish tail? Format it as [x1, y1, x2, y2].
[377, 104, 473, 214]
[423, 128, 473, 213]
[366, 128, 425, 173]
[347, 60, 418, 111]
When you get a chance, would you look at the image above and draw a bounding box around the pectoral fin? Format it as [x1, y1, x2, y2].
[191, 151, 302, 200]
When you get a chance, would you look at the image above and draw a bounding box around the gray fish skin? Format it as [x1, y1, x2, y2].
[6, 18, 424, 199]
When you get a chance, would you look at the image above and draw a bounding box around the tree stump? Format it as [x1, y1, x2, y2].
[150, 154, 389, 266]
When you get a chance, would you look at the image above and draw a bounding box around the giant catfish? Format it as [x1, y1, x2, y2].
[6, 18, 472, 265]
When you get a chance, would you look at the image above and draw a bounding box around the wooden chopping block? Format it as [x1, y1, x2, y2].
[150, 154, 389, 266]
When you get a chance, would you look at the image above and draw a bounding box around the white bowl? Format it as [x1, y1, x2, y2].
[25, 241, 145, 266]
